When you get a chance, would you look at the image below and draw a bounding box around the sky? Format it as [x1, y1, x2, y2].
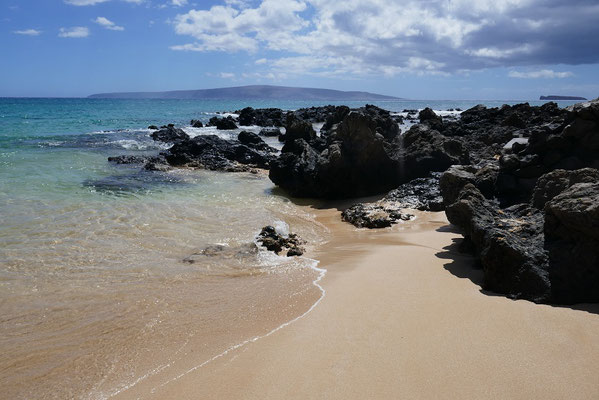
[2, 0, 599, 99]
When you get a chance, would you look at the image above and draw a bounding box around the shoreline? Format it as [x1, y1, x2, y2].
[114, 206, 599, 399]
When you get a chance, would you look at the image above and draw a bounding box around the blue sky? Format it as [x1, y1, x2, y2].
[2, 0, 598, 99]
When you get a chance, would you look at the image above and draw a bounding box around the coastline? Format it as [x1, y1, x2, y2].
[114, 206, 599, 399]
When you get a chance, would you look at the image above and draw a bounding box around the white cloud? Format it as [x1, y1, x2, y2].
[219, 72, 235, 79]
[13, 29, 42, 36]
[58, 26, 90, 38]
[172, 0, 308, 53]
[94, 17, 124, 31]
[508, 69, 574, 79]
[64, 0, 142, 5]
[170, 0, 599, 78]
[171, 0, 188, 6]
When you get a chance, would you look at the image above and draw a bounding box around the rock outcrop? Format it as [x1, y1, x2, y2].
[165, 134, 276, 171]
[270, 108, 404, 198]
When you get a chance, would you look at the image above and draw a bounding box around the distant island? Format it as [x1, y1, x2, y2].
[88, 85, 402, 101]
[540, 95, 587, 101]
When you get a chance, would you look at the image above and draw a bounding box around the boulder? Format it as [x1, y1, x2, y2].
[403, 125, 469, 178]
[259, 127, 281, 137]
[531, 168, 599, 209]
[237, 131, 276, 153]
[209, 116, 238, 130]
[257, 225, 305, 257]
[283, 117, 316, 144]
[440, 163, 498, 205]
[341, 203, 413, 229]
[151, 126, 189, 143]
[190, 119, 204, 128]
[544, 182, 599, 303]
[445, 184, 551, 302]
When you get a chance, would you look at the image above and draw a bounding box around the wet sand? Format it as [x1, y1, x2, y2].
[116, 209, 599, 400]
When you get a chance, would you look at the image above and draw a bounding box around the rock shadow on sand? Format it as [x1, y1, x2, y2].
[435, 225, 599, 316]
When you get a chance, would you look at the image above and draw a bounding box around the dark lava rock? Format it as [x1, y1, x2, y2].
[148, 125, 158, 130]
[270, 109, 403, 198]
[384, 174, 445, 211]
[321, 105, 350, 132]
[108, 155, 151, 165]
[418, 107, 443, 130]
[257, 225, 305, 257]
[440, 163, 499, 205]
[108, 155, 169, 171]
[446, 184, 551, 302]
[151, 126, 189, 144]
[270, 104, 458, 198]
[283, 116, 316, 144]
[446, 175, 599, 304]
[403, 124, 469, 178]
[209, 116, 238, 130]
[237, 130, 277, 153]
[190, 119, 204, 128]
[531, 168, 599, 209]
[341, 173, 444, 229]
[544, 182, 599, 303]
[259, 127, 281, 137]
[342, 203, 413, 229]
[236, 107, 284, 127]
[164, 134, 275, 171]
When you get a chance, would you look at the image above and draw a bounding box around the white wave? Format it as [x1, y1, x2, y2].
[104, 259, 327, 398]
[273, 220, 290, 237]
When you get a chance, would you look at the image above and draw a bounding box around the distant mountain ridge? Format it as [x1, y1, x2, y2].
[88, 85, 401, 101]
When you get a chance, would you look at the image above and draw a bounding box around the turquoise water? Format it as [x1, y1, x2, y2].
[0, 97, 580, 399]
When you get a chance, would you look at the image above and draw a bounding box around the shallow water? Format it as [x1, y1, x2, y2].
[0, 97, 579, 399]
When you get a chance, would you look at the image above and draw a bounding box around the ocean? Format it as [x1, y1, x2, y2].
[0, 97, 579, 399]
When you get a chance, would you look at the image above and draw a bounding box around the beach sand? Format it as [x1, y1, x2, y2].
[116, 208, 599, 400]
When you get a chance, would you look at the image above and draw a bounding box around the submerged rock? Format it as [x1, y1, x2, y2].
[183, 243, 259, 264]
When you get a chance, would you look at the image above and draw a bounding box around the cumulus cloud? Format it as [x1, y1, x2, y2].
[508, 69, 574, 79]
[171, 0, 188, 6]
[170, 0, 599, 77]
[58, 26, 90, 38]
[13, 29, 42, 36]
[94, 17, 124, 31]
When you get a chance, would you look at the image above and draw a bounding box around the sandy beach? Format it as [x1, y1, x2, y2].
[115, 207, 599, 400]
